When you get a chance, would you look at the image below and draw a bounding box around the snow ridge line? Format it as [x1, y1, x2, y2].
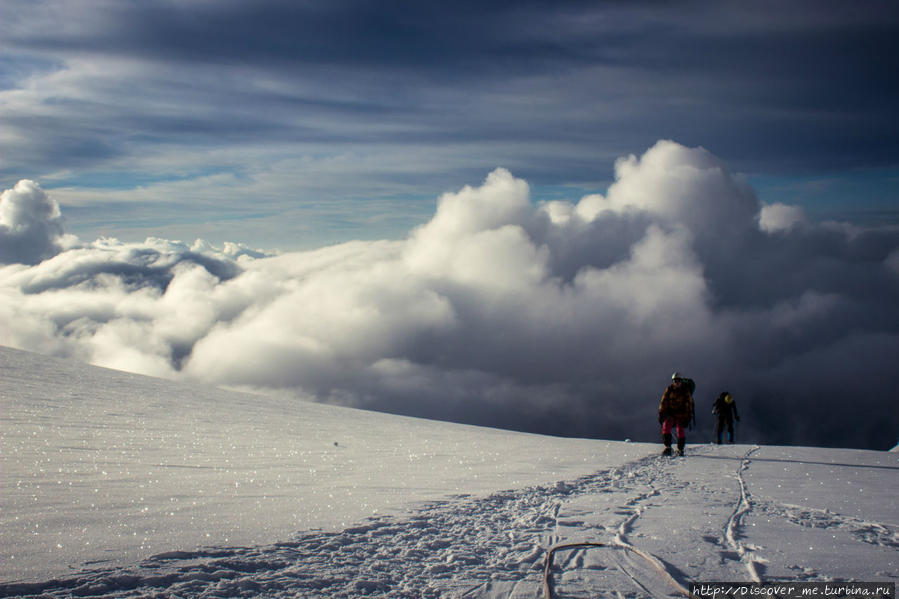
[724, 445, 762, 583]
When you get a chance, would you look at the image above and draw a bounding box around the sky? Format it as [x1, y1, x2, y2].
[1, 1, 899, 450]
[2, 0, 898, 249]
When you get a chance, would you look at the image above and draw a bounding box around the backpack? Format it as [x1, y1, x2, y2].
[683, 378, 696, 395]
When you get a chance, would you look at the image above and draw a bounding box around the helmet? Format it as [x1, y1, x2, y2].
[725, 393, 734, 404]
[671, 372, 683, 380]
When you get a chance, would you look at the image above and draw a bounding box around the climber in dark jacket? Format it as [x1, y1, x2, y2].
[712, 392, 739, 444]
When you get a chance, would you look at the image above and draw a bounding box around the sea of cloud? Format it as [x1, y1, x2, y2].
[2, 141, 898, 449]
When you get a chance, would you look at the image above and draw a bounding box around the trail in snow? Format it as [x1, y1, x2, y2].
[542, 455, 699, 599]
[0, 455, 717, 599]
[2, 445, 896, 598]
[3, 348, 897, 597]
[723, 446, 762, 583]
[0, 344, 635, 583]
[535, 446, 898, 599]
[0, 469, 608, 599]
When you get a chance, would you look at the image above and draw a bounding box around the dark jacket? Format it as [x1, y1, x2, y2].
[712, 393, 739, 423]
[659, 380, 695, 425]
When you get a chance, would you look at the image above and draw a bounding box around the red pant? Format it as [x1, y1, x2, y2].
[661, 418, 687, 440]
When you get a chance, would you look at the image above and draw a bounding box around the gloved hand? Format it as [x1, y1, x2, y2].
[658, 413, 664, 424]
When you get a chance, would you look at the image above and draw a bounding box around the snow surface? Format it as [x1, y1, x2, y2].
[1, 345, 897, 597]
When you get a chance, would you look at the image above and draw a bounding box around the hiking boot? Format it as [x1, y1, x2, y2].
[661, 446, 672, 456]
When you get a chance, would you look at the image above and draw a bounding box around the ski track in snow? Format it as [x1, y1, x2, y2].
[0, 455, 684, 599]
[722, 445, 763, 583]
[541, 453, 701, 599]
[2, 447, 896, 599]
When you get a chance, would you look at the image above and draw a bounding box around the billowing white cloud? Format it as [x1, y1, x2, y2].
[1, 141, 897, 449]
[583, 140, 760, 237]
[0, 180, 75, 264]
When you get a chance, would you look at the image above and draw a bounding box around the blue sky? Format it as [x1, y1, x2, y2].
[2, 0, 898, 250]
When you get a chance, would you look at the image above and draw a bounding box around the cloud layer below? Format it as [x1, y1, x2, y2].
[2, 141, 898, 449]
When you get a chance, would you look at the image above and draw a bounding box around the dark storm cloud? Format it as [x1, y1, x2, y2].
[3, 142, 898, 450]
[2, 0, 898, 192]
[5, 0, 584, 74]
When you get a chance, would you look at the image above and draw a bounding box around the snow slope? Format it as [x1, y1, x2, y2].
[1, 345, 897, 597]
